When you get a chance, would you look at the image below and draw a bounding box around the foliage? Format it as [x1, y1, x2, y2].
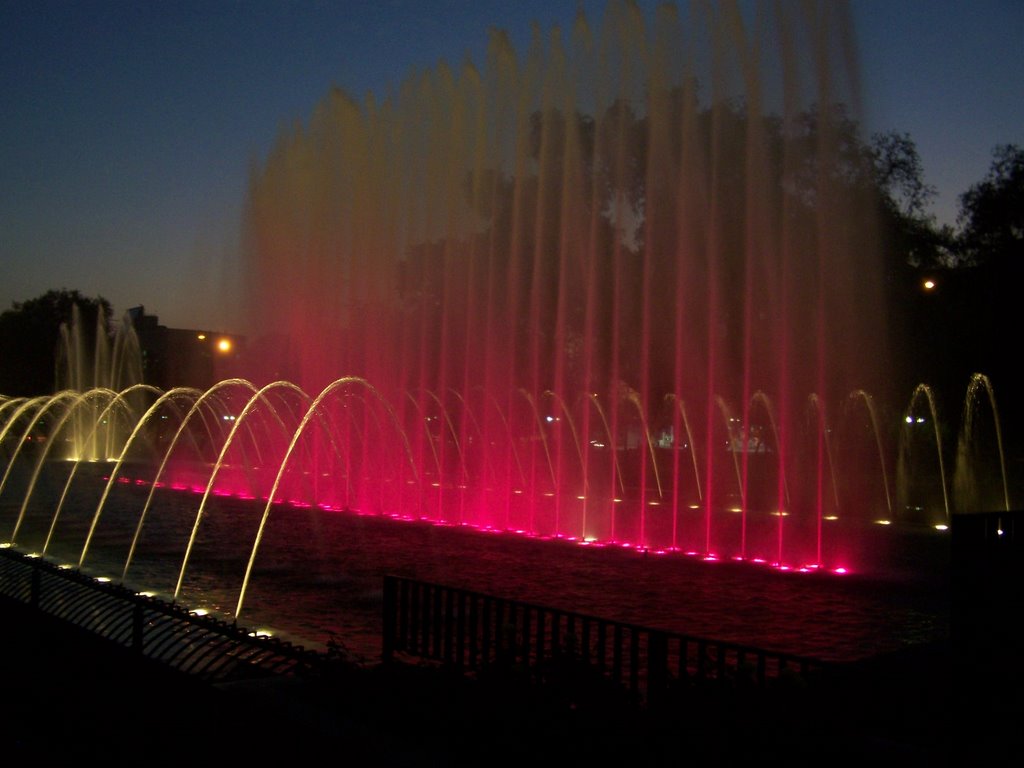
[957, 144, 1024, 266]
[868, 130, 954, 270]
[0, 289, 112, 396]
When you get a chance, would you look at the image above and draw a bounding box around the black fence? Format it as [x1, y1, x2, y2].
[0, 547, 321, 682]
[382, 574, 829, 706]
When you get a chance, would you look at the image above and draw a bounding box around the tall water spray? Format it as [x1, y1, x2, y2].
[239, 1, 888, 566]
[55, 305, 144, 460]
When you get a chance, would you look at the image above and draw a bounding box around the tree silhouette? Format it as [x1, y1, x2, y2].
[958, 144, 1024, 267]
[0, 289, 112, 396]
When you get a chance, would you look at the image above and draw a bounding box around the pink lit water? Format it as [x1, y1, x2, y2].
[17, 472, 948, 666]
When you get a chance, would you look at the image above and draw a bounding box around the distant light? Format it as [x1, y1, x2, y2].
[823, 515, 839, 521]
[934, 524, 949, 531]
[216, 338, 232, 353]
[997, 528, 1004, 536]
[922, 278, 936, 291]
[833, 567, 848, 575]
[197, 333, 206, 340]
[875, 519, 892, 526]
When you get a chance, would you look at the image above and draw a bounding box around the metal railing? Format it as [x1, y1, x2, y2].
[0, 547, 321, 682]
[382, 574, 830, 706]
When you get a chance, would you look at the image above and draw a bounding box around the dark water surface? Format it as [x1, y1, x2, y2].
[2, 465, 950, 664]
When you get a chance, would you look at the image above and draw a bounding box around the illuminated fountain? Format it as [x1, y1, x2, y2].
[240, 0, 891, 569]
[54, 304, 144, 461]
[0, 3, 1003, 650]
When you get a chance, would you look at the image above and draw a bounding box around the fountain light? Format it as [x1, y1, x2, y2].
[95, 576, 111, 583]
[0, 543, 10, 549]
[823, 515, 839, 521]
[874, 519, 892, 526]
[934, 524, 949, 531]
[190, 608, 209, 617]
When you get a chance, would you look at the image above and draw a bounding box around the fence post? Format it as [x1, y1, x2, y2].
[382, 575, 397, 662]
[132, 602, 144, 654]
[29, 566, 40, 610]
[647, 630, 668, 708]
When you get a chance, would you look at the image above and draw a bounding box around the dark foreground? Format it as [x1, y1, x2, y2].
[1, 593, 970, 767]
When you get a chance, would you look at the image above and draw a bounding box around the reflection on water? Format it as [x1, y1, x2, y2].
[3, 464, 949, 664]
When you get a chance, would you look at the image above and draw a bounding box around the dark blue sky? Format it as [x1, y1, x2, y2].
[2, 0, 1022, 330]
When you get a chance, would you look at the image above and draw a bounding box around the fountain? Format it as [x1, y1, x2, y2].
[240, 0, 889, 566]
[0, 2, 1003, 655]
[54, 304, 145, 461]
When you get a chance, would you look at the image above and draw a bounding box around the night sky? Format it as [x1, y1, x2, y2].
[3, 0, 1022, 331]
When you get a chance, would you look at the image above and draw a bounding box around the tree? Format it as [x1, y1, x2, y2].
[957, 144, 1024, 266]
[868, 130, 954, 269]
[0, 289, 112, 396]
